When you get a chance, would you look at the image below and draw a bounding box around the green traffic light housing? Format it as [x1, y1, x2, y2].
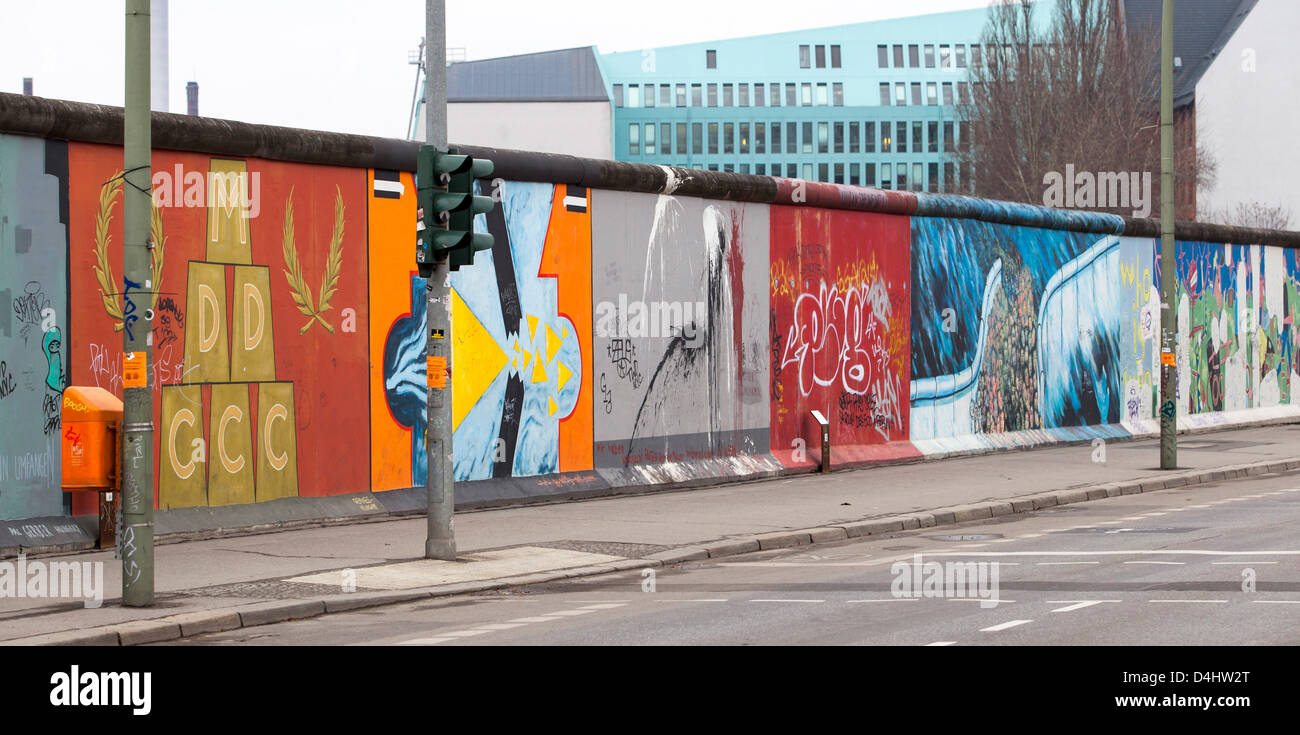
[415, 145, 496, 277]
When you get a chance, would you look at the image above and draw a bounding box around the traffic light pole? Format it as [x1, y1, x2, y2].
[122, 0, 155, 605]
[1159, 0, 1177, 470]
[424, 0, 456, 560]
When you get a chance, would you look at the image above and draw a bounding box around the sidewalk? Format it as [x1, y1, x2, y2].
[3, 423, 1298, 645]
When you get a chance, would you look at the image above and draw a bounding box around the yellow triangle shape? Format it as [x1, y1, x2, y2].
[544, 323, 562, 365]
[530, 349, 548, 384]
[561, 324, 569, 339]
[558, 361, 573, 392]
[451, 289, 509, 433]
[526, 315, 538, 343]
[548, 396, 558, 417]
[520, 350, 531, 372]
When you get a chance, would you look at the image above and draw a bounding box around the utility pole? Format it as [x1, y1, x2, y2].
[1158, 0, 1177, 470]
[122, 0, 155, 605]
[424, 0, 455, 560]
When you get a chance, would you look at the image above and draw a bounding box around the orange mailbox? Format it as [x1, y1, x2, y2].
[61, 386, 123, 492]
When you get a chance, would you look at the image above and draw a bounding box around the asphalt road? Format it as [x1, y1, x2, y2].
[158, 469, 1300, 646]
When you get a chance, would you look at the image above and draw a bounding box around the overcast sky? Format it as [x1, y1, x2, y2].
[2, 0, 993, 139]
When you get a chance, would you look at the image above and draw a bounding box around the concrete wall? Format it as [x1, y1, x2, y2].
[448, 101, 612, 160]
[0, 105, 1296, 534]
[1195, 0, 1300, 227]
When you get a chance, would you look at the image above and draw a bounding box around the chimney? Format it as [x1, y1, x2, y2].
[186, 81, 199, 116]
[22, 77, 32, 96]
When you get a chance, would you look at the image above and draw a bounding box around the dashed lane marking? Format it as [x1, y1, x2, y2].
[1049, 600, 1119, 612]
[981, 619, 1033, 632]
[926, 641, 958, 646]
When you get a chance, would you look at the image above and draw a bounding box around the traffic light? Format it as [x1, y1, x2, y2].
[415, 145, 495, 278]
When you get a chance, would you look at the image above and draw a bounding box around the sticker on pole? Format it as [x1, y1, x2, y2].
[1161, 351, 1176, 366]
[123, 352, 147, 388]
[428, 355, 447, 390]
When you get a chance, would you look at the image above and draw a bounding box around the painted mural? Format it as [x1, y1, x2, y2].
[909, 218, 1124, 445]
[66, 143, 370, 513]
[591, 190, 770, 469]
[0, 135, 69, 521]
[768, 207, 914, 467]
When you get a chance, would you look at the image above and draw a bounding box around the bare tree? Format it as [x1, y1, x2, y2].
[957, 0, 1213, 219]
[1203, 201, 1295, 230]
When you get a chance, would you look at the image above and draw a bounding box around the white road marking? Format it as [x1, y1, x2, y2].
[1019, 534, 1044, 538]
[955, 543, 989, 548]
[438, 629, 490, 638]
[1141, 512, 1168, 517]
[1189, 504, 1212, 508]
[653, 598, 728, 603]
[1119, 517, 1147, 521]
[579, 603, 628, 610]
[1163, 508, 1187, 512]
[398, 637, 454, 646]
[475, 623, 527, 630]
[749, 599, 825, 603]
[848, 598, 919, 603]
[1096, 521, 1122, 525]
[981, 619, 1033, 632]
[1212, 561, 1278, 565]
[1149, 599, 1228, 603]
[949, 598, 1014, 603]
[1037, 561, 1100, 565]
[1050, 601, 1117, 612]
[1124, 561, 1185, 565]
[508, 616, 563, 623]
[1253, 600, 1300, 604]
[925, 641, 957, 646]
[547, 609, 597, 617]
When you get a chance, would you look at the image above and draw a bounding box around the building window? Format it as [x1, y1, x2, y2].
[757, 164, 766, 175]
[911, 82, 922, 106]
[881, 163, 892, 189]
[815, 44, 826, 68]
[803, 163, 814, 181]
[925, 45, 936, 68]
[769, 83, 781, 106]
[970, 45, 982, 68]
[755, 84, 765, 107]
[628, 85, 641, 107]
[708, 123, 719, 154]
[724, 164, 734, 173]
[894, 83, 906, 106]
[958, 82, 969, 104]
[818, 122, 829, 153]
[833, 122, 844, 153]
[725, 123, 735, 154]
[896, 163, 907, 191]
[819, 163, 830, 182]
[928, 121, 938, 153]
[692, 123, 703, 154]
[755, 123, 765, 154]
[833, 82, 844, 106]
[707, 49, 717, 69]
[879, 83, 891, 106]
[834, 163, 844, 184]
[628, 124, 640, 155]
[691, 84, 703, 106]
[644, 124, 655, 154]
[908, 44, 920, 67]
[677, 84, 687, 107]
[785, 163, 797, 178]
[786, 83, 797, 106]
[865, 121, 876, 153]
[848, 121, 860, 153]
[940, 44, 952, 70]
[893, 44, 904, 67]
[831, 45, 842, 68]
[956, 45, 967, 68]
[928, 163, 939, 192]
[802, 122, 813, 153]
[723, 84, 734, 107]
[816, 83, 828, 106]
[944, 162, 955, 192]
[880, 122, 891, 153]
[896, 121, 907, 153]
[787, 122, 797, 153]
[739, 164, 749, 174]
[877, 44, 889, 68]
[943, 82, 954, 106]
[662, 123, 672, 155]
[802, 83, 813, 106]
[660, 85, 672, 106]
[771, 122, 782, 152]
[677, 123, 687, 155]
[613, 84, 624, 107]
[740, 123, 750, 154]
[959, 121, 970, 151]
[708, 83, 718, 107]
[645, 87, 655, 107]
[799, 44, 811, 69]
[739, 84, 750, 107]
[911, 121, 922, 153]
[927, 82, 938, 105]
[866, 162, 876, 187]
[943, 121, 955, 151]
[849, 162, 860, 186]
[913, 163, 924, 191]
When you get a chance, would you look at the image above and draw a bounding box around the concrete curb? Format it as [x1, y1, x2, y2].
[5, 454, 1296, 646]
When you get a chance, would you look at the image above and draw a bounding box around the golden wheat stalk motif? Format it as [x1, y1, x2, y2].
[281, 186, 345, 335]
[92, 171, 165, 331]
